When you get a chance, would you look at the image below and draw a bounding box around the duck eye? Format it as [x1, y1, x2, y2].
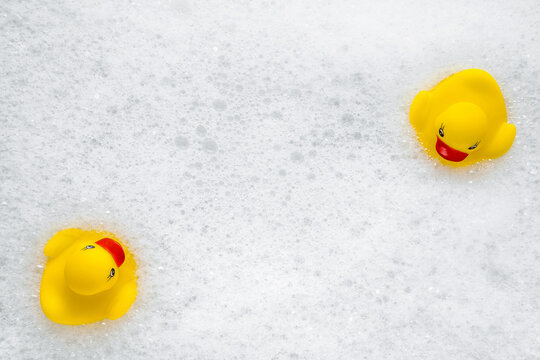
[83, 245, 95, 250]
[438, 127, 444, 137]
[468, 144, 478, 150]
[107, 268, 115, 281]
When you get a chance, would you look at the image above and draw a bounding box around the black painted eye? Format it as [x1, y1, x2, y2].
[83, 245, 95, 250]
[107, 268, 115, 281]
[469, 142, 480, 150]
[438, 127, 444, 137]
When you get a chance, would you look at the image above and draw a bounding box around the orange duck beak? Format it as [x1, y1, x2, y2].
[435, 138, 468, 162]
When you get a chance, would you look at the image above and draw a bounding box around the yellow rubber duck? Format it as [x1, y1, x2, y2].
[40, 228, 137, 325]
[410, 69, 515, 166]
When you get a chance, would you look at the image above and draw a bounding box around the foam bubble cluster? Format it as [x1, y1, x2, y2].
[1, 0, 539, 359]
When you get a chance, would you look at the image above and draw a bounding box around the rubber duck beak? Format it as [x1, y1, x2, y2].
[436, 138, 469, 162]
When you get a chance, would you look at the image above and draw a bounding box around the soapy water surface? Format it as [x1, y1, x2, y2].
[1, 0, 539, 359]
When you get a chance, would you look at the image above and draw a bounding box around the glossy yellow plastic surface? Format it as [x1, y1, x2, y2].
[410, 69, 515, 166]
[40, 229, 137, 325]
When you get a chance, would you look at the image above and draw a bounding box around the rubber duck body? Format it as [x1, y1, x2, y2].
[410, 69, 515, 166]
[40, 229, 137, 325]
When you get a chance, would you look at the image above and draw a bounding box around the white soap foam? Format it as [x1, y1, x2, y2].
[1, 0, 539, 359]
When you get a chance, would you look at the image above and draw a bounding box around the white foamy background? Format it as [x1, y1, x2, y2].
[1, 0, 539, 359]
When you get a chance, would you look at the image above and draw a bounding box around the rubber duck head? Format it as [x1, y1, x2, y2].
[434, 102, 488, 162]
[64, 238, 125, 296]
